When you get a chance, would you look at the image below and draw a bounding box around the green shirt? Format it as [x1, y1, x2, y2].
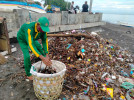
[17, 22, 48, 57]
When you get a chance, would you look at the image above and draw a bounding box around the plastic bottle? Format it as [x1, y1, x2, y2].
[129, 64, 134, 77]
[121, 70, 129, 77]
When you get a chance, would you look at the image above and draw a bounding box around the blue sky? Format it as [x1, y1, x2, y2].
[66, 0, 134, 14]
[34, 0, 134, 14]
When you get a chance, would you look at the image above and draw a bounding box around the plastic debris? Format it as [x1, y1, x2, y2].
[111, 75, 116, 79]
[25, 79, 30, 82]
[106, 88, 113, 98]
[106, 78, 113, 83]
[119, 95, 125, 100]
[81, 49, 85, 53]
[129, 64, 134, 69]
[66, 44, 72, 49]
[121, 70, 129, 77]
[126, 89, 134, 100]
[88, 59, 91, 61]
[101, 73, 110, 79]
[102, 84, 113, 98]
[41, 30, 134, 99]
[118, 75, 134, 84]
[84, 86, 90, 95]
[121, 82, 134, 89]
[130, 70, 134, 74]
[91, 32, 98, 36]
[63, 98, 66, 100]
[72, 30, 76, 33]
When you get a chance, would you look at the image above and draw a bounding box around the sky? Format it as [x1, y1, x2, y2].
[34, 0, 134, 14]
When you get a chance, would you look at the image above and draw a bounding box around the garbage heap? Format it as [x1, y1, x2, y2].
[48, 31, 134, 99]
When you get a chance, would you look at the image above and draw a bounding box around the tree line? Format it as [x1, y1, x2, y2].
[35, 0, 71, 11]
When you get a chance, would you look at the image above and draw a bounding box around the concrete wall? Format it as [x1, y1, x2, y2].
[0, 9, 105, 38]
[0, 11, 17, 32]
[15, 9, 62, 27]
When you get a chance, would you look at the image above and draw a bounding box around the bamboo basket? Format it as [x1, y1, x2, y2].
[30, 60, 66, 100]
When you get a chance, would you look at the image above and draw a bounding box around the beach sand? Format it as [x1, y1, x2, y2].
[86, 22, 134, 55]
[0, 22, 134, 100]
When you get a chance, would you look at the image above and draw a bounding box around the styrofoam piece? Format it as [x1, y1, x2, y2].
[0, 47, 17, 56]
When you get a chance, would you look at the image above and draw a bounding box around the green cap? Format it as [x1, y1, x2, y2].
[38, 17, 50, 32]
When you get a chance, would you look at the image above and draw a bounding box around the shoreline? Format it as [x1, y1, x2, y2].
[104, 22, 134, 28]
[102, 13, 134, 26]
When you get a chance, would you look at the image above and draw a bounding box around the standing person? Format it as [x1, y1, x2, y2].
[70, 1, 75, 14]
[17, 17, 52, 80]
[74, 5, 80, 14]
[82, 1, 89, 12]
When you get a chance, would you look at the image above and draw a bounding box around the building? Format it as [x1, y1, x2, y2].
[0, 0, 46, 13]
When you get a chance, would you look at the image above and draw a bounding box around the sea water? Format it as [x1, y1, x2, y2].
[102, 14, 134, 25]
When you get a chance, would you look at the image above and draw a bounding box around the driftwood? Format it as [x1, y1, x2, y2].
[47, 34, 92, 39]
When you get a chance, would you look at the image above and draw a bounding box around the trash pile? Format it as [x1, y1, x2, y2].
[48, 30, 134, 100]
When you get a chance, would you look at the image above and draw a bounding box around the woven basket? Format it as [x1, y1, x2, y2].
[126, 89, 134, 100]
[30, 60, 66, 100]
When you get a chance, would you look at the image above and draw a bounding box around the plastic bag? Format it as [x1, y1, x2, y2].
[120, 82, 134, 89]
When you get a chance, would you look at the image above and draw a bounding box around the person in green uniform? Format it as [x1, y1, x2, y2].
[17, 17, 52, 80]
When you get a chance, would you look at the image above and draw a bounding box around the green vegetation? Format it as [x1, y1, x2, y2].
[43, 0, 71, 11]
[34, 1, 41, 6]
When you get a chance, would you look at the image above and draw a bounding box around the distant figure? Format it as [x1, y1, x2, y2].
[69, 1, 75, 14]
[70, 1, 74, 10]
[82, 1, 89, 12]
[74, 5, 80, 14]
